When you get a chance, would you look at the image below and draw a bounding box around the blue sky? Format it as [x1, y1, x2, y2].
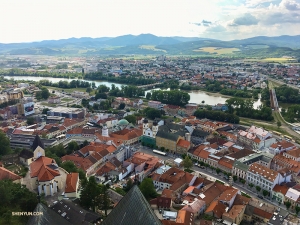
[0, 0, 299, 43]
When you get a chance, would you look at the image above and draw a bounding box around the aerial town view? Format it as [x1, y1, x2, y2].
[1, 1, 300, 225]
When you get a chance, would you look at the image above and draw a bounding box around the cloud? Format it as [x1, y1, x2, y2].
[261, 11, 300, 24]
[190, 20, 213, 27]
[229, 13, 259, 26]
[281, 0, 300, 10]
[206, 24, 227, 33]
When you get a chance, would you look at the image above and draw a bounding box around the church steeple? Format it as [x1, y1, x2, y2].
[31, 134, 45, 150]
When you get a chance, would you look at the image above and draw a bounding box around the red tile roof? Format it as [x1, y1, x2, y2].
[30, 156, 60, 182]
[177, 139, 191, 149]
[65, 173, 79, 193]
[0, 167, 21, 181]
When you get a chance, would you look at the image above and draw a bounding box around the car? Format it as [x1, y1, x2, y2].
[159, 209, 162, 214]
[200, 166, 205, 169]
[258, 195, 264, 199]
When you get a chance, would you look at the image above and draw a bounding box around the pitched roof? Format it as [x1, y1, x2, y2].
[223, 205, 246, 220]
[102, 185, 162, 225]
[0, 167, 21, 181]
[253, 207, 272, 219]
[30, 156, 60, 181]
[248, 163, 278, 182]
[205, 200, 226, 218]
[177, 139, 191, 148]
[27, 203, 72, 225]
[272, 184, 289, 195]
[65, 173, 79, 193]
[31, 134, 45, 150]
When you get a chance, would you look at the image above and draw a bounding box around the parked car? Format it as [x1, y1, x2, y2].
[159, 209, 162, 214]
[258, 195, 264, 199]
[200, 166, 205, 169]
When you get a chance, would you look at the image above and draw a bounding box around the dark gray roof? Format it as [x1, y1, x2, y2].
[27, 203, 72, 225]
[19, 149, 34, 159]
[156, 130, 180, 141]
[102, 185, 162, 225]
[110, 157, 122, 167]
[192, 129, 209, 137]
[31, 134, 45, 150]
[51, 199, 101, 225]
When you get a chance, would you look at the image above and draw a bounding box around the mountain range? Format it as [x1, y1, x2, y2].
[0, 33, 300, 57]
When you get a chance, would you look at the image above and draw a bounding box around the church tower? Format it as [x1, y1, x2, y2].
[143, 119, 149, 135]
[152, 121, 158, 138]
[102, 123, 109, 137]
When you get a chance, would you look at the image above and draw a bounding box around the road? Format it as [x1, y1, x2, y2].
[137, 146, 285, 211]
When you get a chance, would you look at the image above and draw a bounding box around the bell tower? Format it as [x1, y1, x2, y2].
[152, 121, 158, 138]
[143, 119, 149, 135]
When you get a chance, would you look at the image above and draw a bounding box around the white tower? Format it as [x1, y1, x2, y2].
[102, 123, 109, 137]
[143, 119, 149, 135]
[152, 121, 158, 138]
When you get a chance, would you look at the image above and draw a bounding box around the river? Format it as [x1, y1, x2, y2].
[4, 75, 262, 108]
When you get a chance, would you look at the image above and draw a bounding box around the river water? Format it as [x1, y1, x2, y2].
[4, 76, 262, 108]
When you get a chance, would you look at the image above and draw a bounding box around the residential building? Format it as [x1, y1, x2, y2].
[247, 163, 291, 194]
[271, 154, 300, 176]
[272, 184, 289, 204]
[64, 172, 79, 198]
[222, 204, 246, 225]
[71, 91, 89, 99]
[0, 166, 22, 183]
[47, 107, 86, 119]
[48, 96, 61, 104]
[269, 140, 296, 155]
[283, 148, 300, 161]
[285, 188, 300, 209]
[148, 100, 163, 109]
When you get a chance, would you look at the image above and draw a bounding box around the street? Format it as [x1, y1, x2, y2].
[137, 145, 286, 211]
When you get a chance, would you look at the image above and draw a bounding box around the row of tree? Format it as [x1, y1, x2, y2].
[150, 90, 190, 106]
[39, 79, 92, 89]
[194, 109, 240, 124]
[219, 88, 253, 98]
[275, 85, 300, 103]
[226, 97, 274, 121]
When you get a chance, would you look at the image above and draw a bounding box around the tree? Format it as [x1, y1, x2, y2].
[263, 190, 269, 197]
[124, 179, 133, 192]
[295, 206, 300, 215]
[86, 87, 93, 94]
[216, 168, 221, 174]
[42, 108, 49, 114]
[144, 107, 161, 120]
[124, 115, 136, 125]
[0, 130, 11, 156]
[41, 87, 50, 99]
[115, 187, 126, 196]
[240, 179, 246, 186]
[118, 102, 125, 110]
[233, 175, 238, 182]
[182, 156, 193, 170]
[60, 161, 78, 173]
[139, 178, 157, 200]
[146, 92, 151, 100]
[80, 176, 101, 212]
[248, 183, 254, 189]
[256, 186, 261, 193]
[98, 184, 110, 216]
[285, 201, 291, 210]
[277, 121, 282, 128]
[26, 117, 35, 125]
[67, 141, 79, 154]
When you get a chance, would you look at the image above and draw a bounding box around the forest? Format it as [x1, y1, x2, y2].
[194, 109, 240, 124]
[275, 85, 300, 104]
[150, 89, 190, 106]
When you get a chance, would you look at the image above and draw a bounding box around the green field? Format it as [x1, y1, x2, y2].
[61, 98, 74, 102]
[193, 47, 240, 55]
[245, 57, 297, 63]
[139, 45, 166, 53]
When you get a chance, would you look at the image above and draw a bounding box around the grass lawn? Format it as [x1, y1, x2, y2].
[193, 47, 240, 55]
[61, 98, 74, 102]
[40, 102, 57, 107]
[48, 86, 95, 95]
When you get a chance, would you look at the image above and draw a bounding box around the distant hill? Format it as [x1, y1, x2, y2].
[0, 34, 300, 57]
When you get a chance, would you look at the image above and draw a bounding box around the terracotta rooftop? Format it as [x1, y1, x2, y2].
[253, 207, 272, 219]
[65, 173, 79, 193]
[223, 204, 246, 220]
[272, 184, 289, 195]
[205, 200, 226, 218]
[218, 188, 238, 202]
[248, 162, 278, 182]
[176, 139, 191, 148]
[30, 156, 60, 182]
[0, 167, 21, 181]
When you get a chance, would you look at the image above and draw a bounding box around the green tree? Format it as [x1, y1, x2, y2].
[99, 184, 110, 216]
[118, 102, 126, 110]
[233, 175, 238, 182]
[139, 178, 157, 200]
[42, 108, 49, 114]
[41, 87, 50, 99]
[240, 179, 246, 186]
[67, 141, 79, 154]
[263, 190, 269, 197]
[216, 168, 221, 174]
[285, 201, 291, 210]
[60, 161, 78, 173]
[144, 107, 161, 120]
[26, 117, 35, 125]
[124, 115, 137, 125]
[295, 205, 300, 215]
[277, 121, 282, 128]
[146, 92, 151, 100]
[86, 87, 93, 94]
[115, 187, 126, 196]
[124, 179, 133, 192]
[80, 176, 101, 212]
[256, 186, 261, 193]
[182, 156, 193, 170]
[0, 130, 11, 156]
[248, 183, 254, 189]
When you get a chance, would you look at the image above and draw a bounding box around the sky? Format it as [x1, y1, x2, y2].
[0, 0, 300, 43]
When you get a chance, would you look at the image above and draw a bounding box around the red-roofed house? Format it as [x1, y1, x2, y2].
[64, 172, 79, 198]
[0, 166, 22, 183]
[29, 156, 67, 196]
[176, 139, 191, 154]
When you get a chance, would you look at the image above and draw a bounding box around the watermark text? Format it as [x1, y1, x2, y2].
[12, 212, 43, 216]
